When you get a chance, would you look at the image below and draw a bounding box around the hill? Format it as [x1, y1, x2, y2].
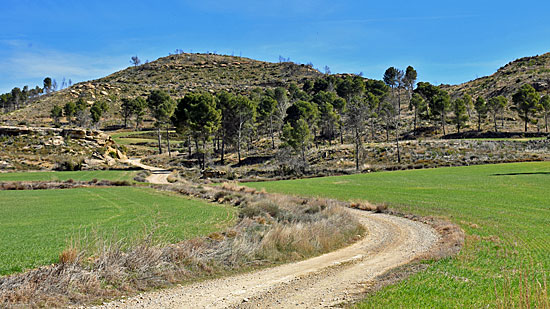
[1, 53, 323, 127]
[446, 52, 550, 99]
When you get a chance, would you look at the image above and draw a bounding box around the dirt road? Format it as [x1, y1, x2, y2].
[125, 158, 171, 184]
[94, 208, 438, 308]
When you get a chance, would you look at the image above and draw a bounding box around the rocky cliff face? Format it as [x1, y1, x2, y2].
[0, 126, 127, 171]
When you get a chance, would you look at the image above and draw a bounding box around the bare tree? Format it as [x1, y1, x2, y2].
[130, 55, 141, 67]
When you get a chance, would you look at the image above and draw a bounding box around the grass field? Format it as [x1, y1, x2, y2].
[111, 130, 153, 146]
[0, 186, 236, 276]
[245, 162, 550, 307]
[0, 170, 138, 182]
[111, 130, 184, 146]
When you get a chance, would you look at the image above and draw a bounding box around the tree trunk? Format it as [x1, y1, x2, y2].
[301, 143, 306, 165]
[194, 138, 201, 168]
[395, 128, 401, 163]
[385, 121, 389, 142]
[237, 124, 242, 164]
[524, 112, 528, 132]
[339, 121, 344, 144]
[202, 138, 206, 170]
[188, 135, 192, 159]
[545, 114, 548, 133]
[166, 127, 171, 158]
[270, 115, 275, 149]
[221, 129, 225, 165]
[441, 114, 446, 135]
[213, 137, 216, 153]
[413, 107, 417, 136]
[478, 115, 481, 131]
[494, 114, 498, 133]
[397, 88, 401, 123]
[371, 118, 375, 140]
[157, 127, 163, 154]
[355, 128, 360, 171]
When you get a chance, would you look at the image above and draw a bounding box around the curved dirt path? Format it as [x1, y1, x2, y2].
[124, 158, 171, 184]
[94, 209, 438, 308]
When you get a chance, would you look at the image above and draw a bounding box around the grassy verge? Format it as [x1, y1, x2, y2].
[0, 170, 139, 182]
[0, 186, 236, 276]
[244, 161, 550, 307]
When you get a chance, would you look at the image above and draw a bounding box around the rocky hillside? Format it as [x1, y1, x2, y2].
[447, 53, 550, 99]
[0, 126, 127, 171]
[1, 53, 322, 127]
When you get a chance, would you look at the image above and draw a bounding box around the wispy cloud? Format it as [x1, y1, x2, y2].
[313, 14, 479, 26]
[0, 41, 124, 93]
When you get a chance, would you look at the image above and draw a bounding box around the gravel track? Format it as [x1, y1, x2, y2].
[124, 158, 171, 184]
[92, 208, 438, 308]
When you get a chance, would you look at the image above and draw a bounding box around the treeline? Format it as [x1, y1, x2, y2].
[50, 98, 108, 129]
[51, 66, 550, 171]
[114, 70, 409, 171]
[1, 77, 70, 114]
[415, 83, 550, 135]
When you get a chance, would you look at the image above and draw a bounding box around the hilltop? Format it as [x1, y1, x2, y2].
[1, 53, 322, 127]
[446, 53, 550, 99]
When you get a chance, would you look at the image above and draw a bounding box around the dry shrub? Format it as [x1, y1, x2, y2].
[59, 248, 78, 264]
[166, 171, 179, 183]
[350, 200, 387, 213]
[0, 179, 132, 191]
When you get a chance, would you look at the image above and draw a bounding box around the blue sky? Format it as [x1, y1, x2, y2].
[1, 0, 550, 93]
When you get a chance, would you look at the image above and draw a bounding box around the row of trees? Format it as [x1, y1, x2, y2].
[1, 77, 69, 114]
[413, 83, 550, 134]
[50, 98, 108, 128]
[135, 74, 397, 171]
[48, 68, 550, 171]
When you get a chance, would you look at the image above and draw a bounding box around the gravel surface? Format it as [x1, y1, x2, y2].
[91, 209, 438, 308]
[125, 158, 171, 184]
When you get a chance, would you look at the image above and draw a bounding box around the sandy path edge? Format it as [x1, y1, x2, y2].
[91, 207, 438, 308]
[123, 158, 171, 184]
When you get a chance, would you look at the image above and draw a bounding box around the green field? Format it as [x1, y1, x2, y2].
[245, 162, 550, 307]
[0, 186, 236, 275]
[0, 170, 138, 182]
[111, 130, 153, 146]
[111, 130, 184, 146]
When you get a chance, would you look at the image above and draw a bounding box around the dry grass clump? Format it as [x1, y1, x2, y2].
[495, 262, 549, 309]
[350, 200, 388, 213]
[0, 181, 364, 308]
[133, 170, 151, 182]
[0, 179, 131, 191]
